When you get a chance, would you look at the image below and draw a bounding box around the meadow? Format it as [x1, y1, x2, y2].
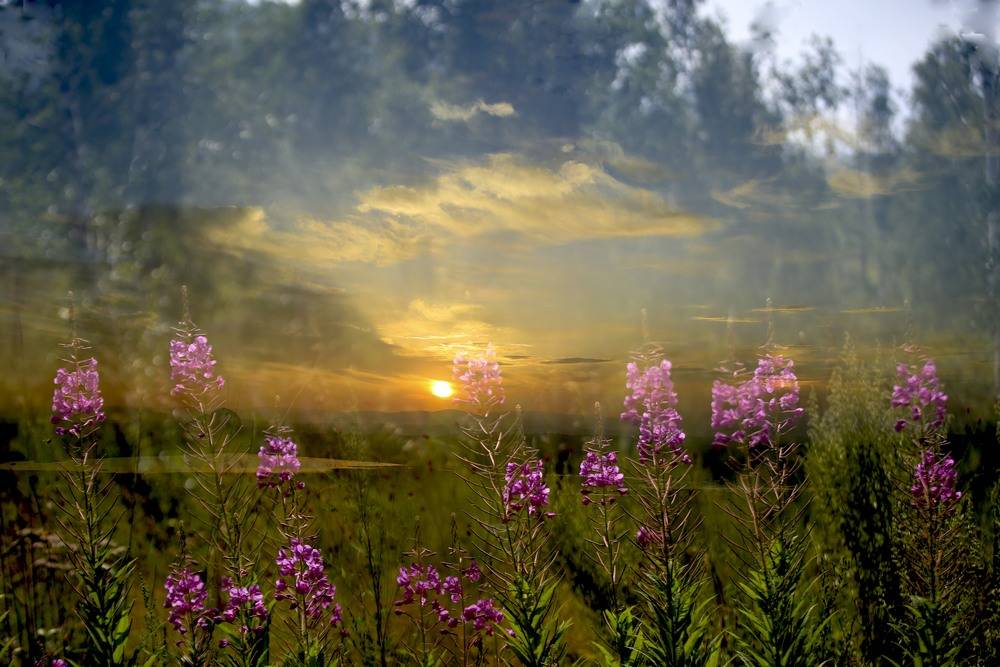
[1, 303, 998, 667]
[5, 1, 1000, 665]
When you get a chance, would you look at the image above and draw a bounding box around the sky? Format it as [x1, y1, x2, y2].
[5, 0, 997, 423]
[705, 0, 997, 113]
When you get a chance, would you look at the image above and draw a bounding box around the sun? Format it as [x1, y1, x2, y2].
[430, 380, 454, 399]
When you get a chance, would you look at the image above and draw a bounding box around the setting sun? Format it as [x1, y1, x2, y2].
[430, 380, 454, 399]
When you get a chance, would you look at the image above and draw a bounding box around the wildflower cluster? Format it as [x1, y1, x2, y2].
[275, 539, 343, 626]
[452, 345, 568, 665]
[220, 578, 268, 634]
[169, 334, 225, 399]
[502, 460, 553, 521]
[257, 433, 303, 493]
[892, 360, 948, 434]
[911, 449, 962, 509]
[621, 359, 689, 463]
[579, 449, 627, 505]
[711, 354, 803, 449]
[452, 344, 505, 409]
[395, 560, 502, 636]
[164, 568, 211, 635]
[51, 356, 106, 438]
[462, 598, 504, 634]
[396, 563, 447, 619]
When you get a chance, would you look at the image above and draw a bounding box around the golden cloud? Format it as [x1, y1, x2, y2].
[430, 99, 517, 122]
[355, 153, 714, 244]
[212, 154, 716, 267]
[376, 298, 521, 361]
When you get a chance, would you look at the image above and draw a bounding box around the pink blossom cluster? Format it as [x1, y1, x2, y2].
[579, 450, 627, 505]
[710, 354, 803, 450]
[452, 344, 505, 409]
[395, 563, 453, 626]
[502, 460, 553, 521]
[621, 359, 689, 464]
[220, 578, 268, 636]
[911, 449, 962, 510]
[51, 357, 106, 438]
[169, 334, 225, 399]
[395, 561, 501, 634]
[892, 360, 948, 434]
[275, 539, 342, 626]
[462, 598, 504, 635]
[257, 434, 303, 493]
[163, 568, 211, 634]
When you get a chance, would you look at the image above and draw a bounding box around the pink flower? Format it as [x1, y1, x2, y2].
[275, 540, 342, 626]
[711, 355, 802, 450]
[621, 359, 689, 464]
[164, 568, 212, 634]
[51, 357, 106, 438]
[579, 450, 627, 504]
[452, 344, 505, 410]
[502, 460, 554, 521]
[463, 598, 504, 635]
[257, 433, 303, 492]
[892, 359, 948, 435]
[219, 582, 268, 635]
[169, 334, 225, 399]
[911, 449, 962, 510]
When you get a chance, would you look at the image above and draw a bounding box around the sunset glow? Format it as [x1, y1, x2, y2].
[430, 380, 454, 399]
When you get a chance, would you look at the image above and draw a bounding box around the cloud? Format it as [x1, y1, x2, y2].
[541, 357, 612, 364]
[826, 166, 922, 198]
[376, 298, 520, 361]
[430, 99, 517, 122]
[711, 177, 805, 212]
[205, 153, 715, 267]
[353, 153, 715, 247]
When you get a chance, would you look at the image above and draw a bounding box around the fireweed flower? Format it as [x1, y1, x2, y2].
[275, 539, 342, 626]
[169, 334, 225, 399]
[463, 598, 504, 635]
[892, 360, 948, 434]
[911, 449, 962, 509]
[395, 562, 443, 607]
[164, 568, 212, 634]
[463, 560, 482, 583]
[396, 560, 500, 634]
[443, 575, 463, 603]
[621, 359, 689, 464]
[395, 562, 457, 626]
[502, 460, 553, 521]
[579, 450, 628, 504]
[257, 433, 303, 492]
[219, 578, 268, 634]
[711, 354, 802, 450]
[51, 357, 106, 438]
[452, 344, 505, 409]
